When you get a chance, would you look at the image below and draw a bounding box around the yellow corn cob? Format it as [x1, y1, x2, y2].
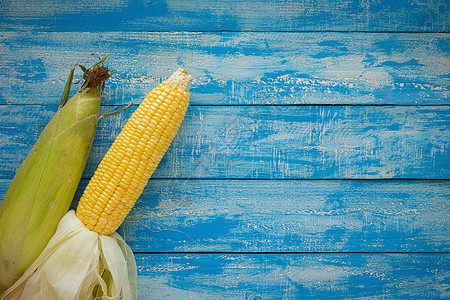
[76, 68, 191, 235]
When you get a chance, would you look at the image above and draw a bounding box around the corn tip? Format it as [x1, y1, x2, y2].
[167, 68, 191, 91]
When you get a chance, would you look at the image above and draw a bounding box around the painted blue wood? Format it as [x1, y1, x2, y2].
[1, 105, 448, 180]
[111, 179, 450, 252]
[1, 177, 448, 253]
[134, 253, 450, 299]
[0, 32, 448, 106]
[0, 0, 448, 32]
[0, 0, 448, 297]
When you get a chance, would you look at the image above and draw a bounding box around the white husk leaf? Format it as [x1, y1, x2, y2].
[0, 211, 137, 300]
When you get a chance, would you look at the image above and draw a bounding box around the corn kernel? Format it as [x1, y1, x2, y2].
[76, 68, 190, 235]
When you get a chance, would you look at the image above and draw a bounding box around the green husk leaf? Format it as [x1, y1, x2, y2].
[0, 56, 111, 293]
[59, 65, 76, 108]
[98, 102, 134, 120]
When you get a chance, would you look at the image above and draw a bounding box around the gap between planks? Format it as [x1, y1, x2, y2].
[134, 251, 450, 255]
[32, 30, 450, 34]
[2, 103, 450, 107]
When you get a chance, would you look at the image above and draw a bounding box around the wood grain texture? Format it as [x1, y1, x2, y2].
[0, 32, 448, 105]
[134, 253, 450, 299]
[1, 178, 448, 253]
[0, 0, 448, 32]
[1, 1, 449, 297]
[1, 105, 448, 180]
[109, 179, 450, 253]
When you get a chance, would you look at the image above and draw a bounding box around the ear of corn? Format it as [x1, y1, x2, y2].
[0, 68, 191, 300]
[76, 68, 191, 235]
[0, 58, 110, 293]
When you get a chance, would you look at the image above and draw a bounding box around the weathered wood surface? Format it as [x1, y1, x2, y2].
[0, 178, 448, 253]
[0, 32, 448, 106]
[2, 177, 448, 253]
[0, 0, 449, 298]
[114, 179, 450, 253]
[134, 253, 450, 299]
[0, 0, 448, 32]
[1, 105, 448, 180]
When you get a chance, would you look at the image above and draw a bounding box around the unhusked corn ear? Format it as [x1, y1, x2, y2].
[76, 68, 191, 235]
[0, 59, 110, 293]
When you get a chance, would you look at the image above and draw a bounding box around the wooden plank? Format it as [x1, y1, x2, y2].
[1, 105, 448, 180]
[0, 179, 448, 253]
[0, 0, 448, 32]
[111, 179, 450, 253]
[0, 31, 448, 106]
[134, 253, 450, 299]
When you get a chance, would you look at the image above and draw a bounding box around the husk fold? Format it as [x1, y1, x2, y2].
[0, 56, 111, 293]
[0, 211, 137, 300]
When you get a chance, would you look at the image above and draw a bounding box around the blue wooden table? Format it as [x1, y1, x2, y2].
[0, 1, 449, 298]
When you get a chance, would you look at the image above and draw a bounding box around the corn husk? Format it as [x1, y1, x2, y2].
[0, 57, 111, 292]
[0, 211, 137, 300]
